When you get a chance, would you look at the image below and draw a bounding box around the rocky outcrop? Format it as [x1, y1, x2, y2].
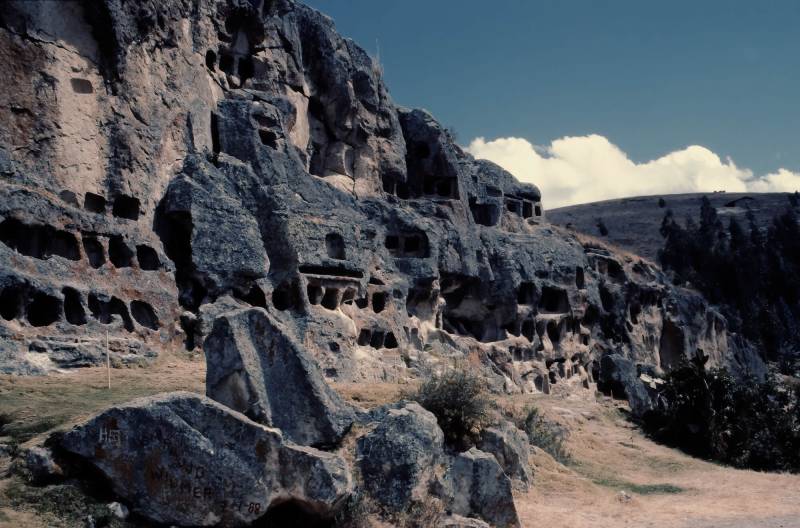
[357, 402, 445, 510]
[0, 0, 773, 523]
[0, 0, 761, 387]
[446, 448, 521, 528]
[478, 421, 533, 488]
[54, 390, 524, 527]
[57, 392, 351, 526]
[203, 306, 356, 447]
[597, 353, 658, 417]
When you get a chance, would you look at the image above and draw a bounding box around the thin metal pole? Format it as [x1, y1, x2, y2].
[106, 330, 111, 390]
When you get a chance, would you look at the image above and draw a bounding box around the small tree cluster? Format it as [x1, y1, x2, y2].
[659, 196, 800, 371]
[645, 358, 800, 472]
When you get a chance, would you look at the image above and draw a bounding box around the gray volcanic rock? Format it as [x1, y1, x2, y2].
[478, 421, 533, 488]
[58, 391, 351, 527]
[204, 307, 356, 447]
[13, 446, 63, 485]
[158, 162, 270, 310]
[0, 0, 762, 390]
[0, 0, 777, 524]
[597, 354, 656, 417]
[447, 447, 520, 528]
[357, 402, 445, 510]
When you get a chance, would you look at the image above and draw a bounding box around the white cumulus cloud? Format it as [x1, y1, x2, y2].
[465, 135, 800, 209]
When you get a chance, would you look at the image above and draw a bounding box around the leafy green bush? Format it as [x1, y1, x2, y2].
[645, 359, 800, 472]
[516, 406, 571, 464]
[411, 367, 490, 451]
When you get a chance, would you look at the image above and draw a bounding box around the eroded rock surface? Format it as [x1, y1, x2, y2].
[58, 392, 351, 526]
[204, 306, 356, 447]
[446, 447, 521, 528]
[357, 402, 445, 510]
[478, 421, 533, 488]
[0, 0, 762, 390]
[0, 0, 772, 525]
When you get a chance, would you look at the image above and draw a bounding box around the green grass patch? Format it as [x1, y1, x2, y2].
[591, 476, 685, 495]
[644, 456, 688, 473]
[570, 461, 686, 495]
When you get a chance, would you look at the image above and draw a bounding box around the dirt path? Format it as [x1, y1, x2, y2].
[514, 389, 800, 528]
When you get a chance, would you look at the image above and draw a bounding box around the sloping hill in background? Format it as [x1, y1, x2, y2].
[548, 192, 798, 262]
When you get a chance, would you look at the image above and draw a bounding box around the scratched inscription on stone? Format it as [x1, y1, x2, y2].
[131, 439, 260, 513]
[95, 423, 265, 516]
[98, 426, 122, 448]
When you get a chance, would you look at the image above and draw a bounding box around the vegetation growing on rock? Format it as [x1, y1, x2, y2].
[410, 367, 491, 451]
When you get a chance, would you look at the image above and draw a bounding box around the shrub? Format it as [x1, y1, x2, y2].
[596, 218, 609, 236]
[411, 367, 490, 450]
[516, 406, 571, 464]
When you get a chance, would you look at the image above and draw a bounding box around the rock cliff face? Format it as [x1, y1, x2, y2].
[0, 0, 762, 388]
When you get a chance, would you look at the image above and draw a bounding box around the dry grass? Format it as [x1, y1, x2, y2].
[335, 382, 411, 410]
[552, 223, 659, 268]
[514, 391, 800, 528]
[0, 354, 205, 448]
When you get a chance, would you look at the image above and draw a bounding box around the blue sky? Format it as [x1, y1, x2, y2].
[305, 1, 800, 206]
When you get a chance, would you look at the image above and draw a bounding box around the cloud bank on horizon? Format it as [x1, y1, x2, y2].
[466, 135, 800, 209]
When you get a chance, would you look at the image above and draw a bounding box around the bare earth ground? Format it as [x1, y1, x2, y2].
[2, 357, 800, 527]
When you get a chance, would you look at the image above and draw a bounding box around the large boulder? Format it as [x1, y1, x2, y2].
[597, 354, 656, 417]
[447, 448, 520, 528]
[357, 402, 445, 510]
[204, 307, 356, 447]
[478, 421, 532, 488]
[13, 446, 63, 485]
[58, 392, 351, 527]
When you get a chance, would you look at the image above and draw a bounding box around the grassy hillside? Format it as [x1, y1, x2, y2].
[548, 192, 797, 262]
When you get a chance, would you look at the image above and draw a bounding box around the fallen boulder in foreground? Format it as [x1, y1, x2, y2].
[58, 392, 351, 527]
[357, 401, 445, 510]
